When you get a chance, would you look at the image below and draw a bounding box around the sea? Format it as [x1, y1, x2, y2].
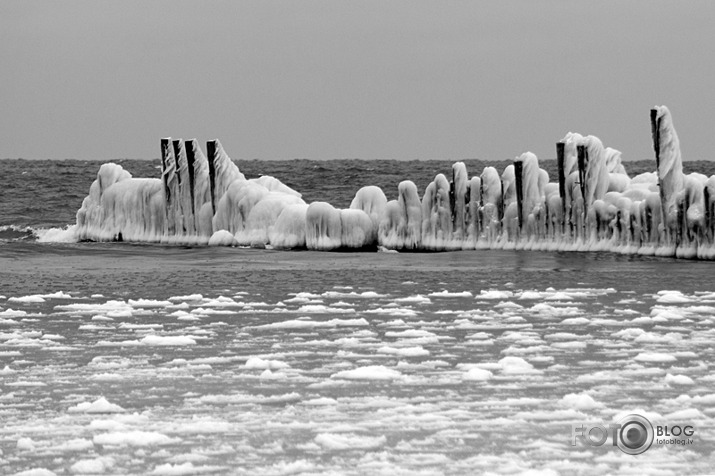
[1, 158, 715, 475]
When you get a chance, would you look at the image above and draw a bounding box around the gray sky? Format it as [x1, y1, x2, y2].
[2, 1, 715, 161]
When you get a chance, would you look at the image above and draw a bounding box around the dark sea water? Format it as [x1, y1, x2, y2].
[2, 158, 715, 231]
[1, 158, 715, 475]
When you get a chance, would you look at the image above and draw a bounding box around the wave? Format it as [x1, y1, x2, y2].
[0, 225, 38, 242]
[0, 224, 78, 243]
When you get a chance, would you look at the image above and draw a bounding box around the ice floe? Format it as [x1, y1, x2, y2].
[331, 365, 402, 380]
[93, 431, 177, 447]
[253, 318, 369, 329]
[462, 368, 493, 381]
[68, 397, 126, 414]
[634, 352, 678, 363]
[3, 284, 715, 474]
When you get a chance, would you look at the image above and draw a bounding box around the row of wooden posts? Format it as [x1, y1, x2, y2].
[504, 109, 665, 235]
[159, 138, 222, 218]
[156, 109, 669, 243]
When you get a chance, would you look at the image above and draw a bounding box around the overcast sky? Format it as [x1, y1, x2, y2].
[2, 1, 714, 161]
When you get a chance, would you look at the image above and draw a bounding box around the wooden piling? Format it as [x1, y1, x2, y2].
[499, 179, 504, 223]
[206, 140, 217, 214]
[650, 108, 668, 245]
[514, 160, 524, 230]
[705, 187, 712, 243]
[479, 179, 485, 236]
[449, 177, 456, 228]
[160, 138, 175, 235]
[556, 142, 566, 232]
[160, 138, 169, 173]
[650, 109, 661, 170]
[171, 140, 183, 186]
[577, 144, 587, 203]
[160, 138, 171, 202]
[184, 140, 196, 218]
[577, 144, 589, 238]
[171, 140, 186, 233]
[677, 200, 684, 248]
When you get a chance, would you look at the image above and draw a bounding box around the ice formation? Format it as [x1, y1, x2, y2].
[73, 106, 715, 258]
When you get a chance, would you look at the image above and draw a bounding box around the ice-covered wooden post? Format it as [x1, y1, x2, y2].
[650, 108, 667, 240]
[577, 145, 587, 204]
[499, 179, 505, 224]
[171, 140, 183, 187]
[160, 138, 175, 235]
[160, 138, 170, 196]
[184, 140, 196, 218]
[705, 187, 713, 244]
[206, 140, 218, 215]
[577, 144, 588, 238]
[650, 109, 661, 169]
[556, 141, 566, 233]
[514, 160, 524, 231]
[478, 179, 484, 237]
[449, 179, 456, 227]
[171, 140, 186, 234]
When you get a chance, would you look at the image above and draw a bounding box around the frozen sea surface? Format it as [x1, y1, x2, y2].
[1, 245, 715, 475]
